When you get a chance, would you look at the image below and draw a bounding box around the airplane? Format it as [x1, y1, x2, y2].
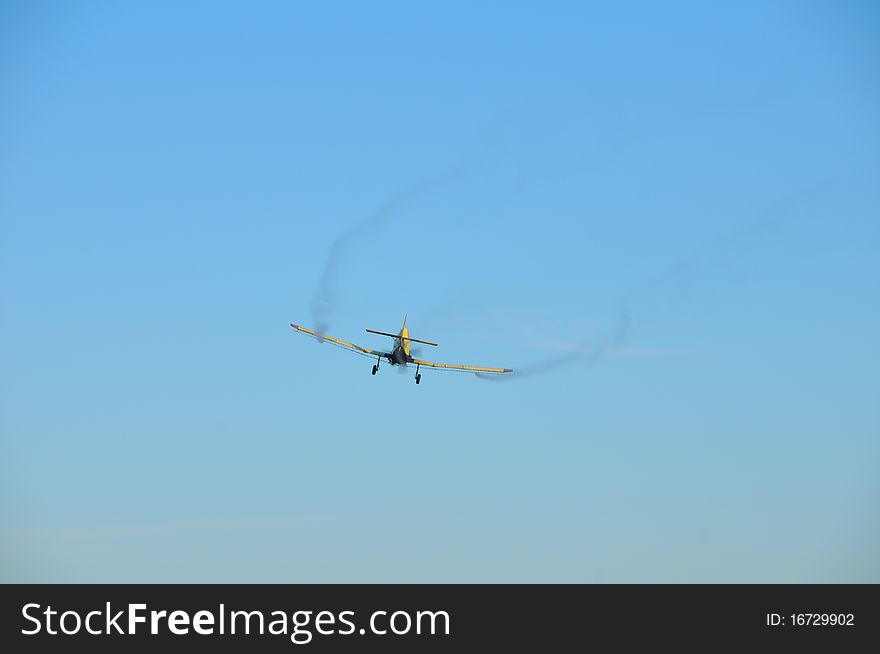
[290, 315, 512, 384]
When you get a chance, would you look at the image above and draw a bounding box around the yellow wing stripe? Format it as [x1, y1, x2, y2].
[290, 324, 385, 357]
[411, 358, 512, 374]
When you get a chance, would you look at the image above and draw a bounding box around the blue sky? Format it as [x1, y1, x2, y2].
[1, 1, 878, 582]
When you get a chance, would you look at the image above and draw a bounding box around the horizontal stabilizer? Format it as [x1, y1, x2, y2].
[366, 329, 438, 347]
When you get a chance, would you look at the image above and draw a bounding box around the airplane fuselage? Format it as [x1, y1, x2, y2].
[389, 323, 412, 365]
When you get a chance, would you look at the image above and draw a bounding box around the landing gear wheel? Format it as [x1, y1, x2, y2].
[371, 365, 378, 375]
[415, 374, 421, 385]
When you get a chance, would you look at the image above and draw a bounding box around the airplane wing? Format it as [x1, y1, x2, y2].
[290, 324, 388, 358]
[410, 357, 512, 375]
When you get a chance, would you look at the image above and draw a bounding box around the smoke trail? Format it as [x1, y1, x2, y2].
[309, 168, 463, 335]
[623, 185, 823, 307]
[476, 186, 821, 382]
[476, 309, 629, 381]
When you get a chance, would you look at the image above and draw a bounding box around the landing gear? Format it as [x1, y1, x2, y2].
[372, 355, 380, 376]
[414, 363, 421, 385]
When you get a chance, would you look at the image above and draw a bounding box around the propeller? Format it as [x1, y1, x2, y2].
[395, 347, 422, 374]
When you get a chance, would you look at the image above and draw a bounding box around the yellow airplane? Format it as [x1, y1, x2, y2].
[290, 315, 512, 384]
